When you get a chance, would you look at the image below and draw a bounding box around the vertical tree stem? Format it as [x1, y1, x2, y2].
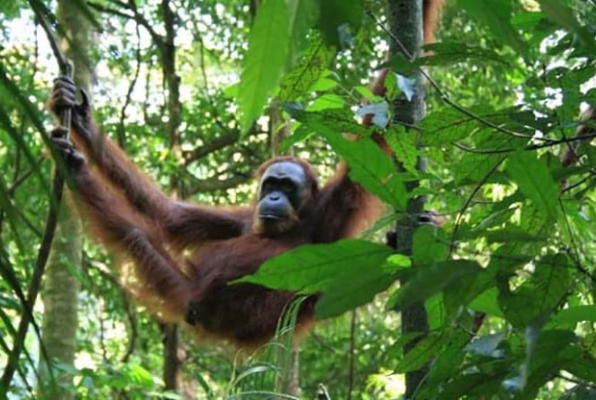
[386, 0, 429, 397]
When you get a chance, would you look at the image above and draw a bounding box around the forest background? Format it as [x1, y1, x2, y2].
[1, 0, 596, 399]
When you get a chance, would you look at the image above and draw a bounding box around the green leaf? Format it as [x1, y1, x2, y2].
[444, 269, 496, 317]
[279, 39, 335, 101]
[457, 0, 527, 56]
[561, 347, 596, 384]
[146, 391, 182, 400]
[315, 267, 396, 318]
[325, 135, 408, 210]
[484, 228, 548, 244]
[519, 329, 576, 398]
[412, 225, 448, 266]
[386, 126, 418, 174]
[354, 85, 374, 99]
[0, 0, 22, 18]
[488, 242, 534, 276]
[318, 0, 363, 47]
[291, 109, 408, 209]
[420, 108, 478, 146]
[469, 288, 504, 318]
[437, 372, 504, 400]
[129, 363, 154, 387]
[311, 76, 338, 92]
[307, 94, 345, 111]
[286, 0, 319, 65]
[239, 240, 396, 319]
[536, 0, 596, 53]
[426, 294, 446, 330]
[498, 254, 571, 328]
[384, 72, 400, 101]
[422, 42, 510, 66]
[551, 305, 596, 326]
[280, 124, 314, 153]
[387, 53, 423, 75]
[454, 154, 506, 186]
[385, 254, 412, 270]
[238, 0, 290, 131]
[387, 260, 481, 311]
[386, 332, 425, 359]
[507, 151, 559, 220]
[394, 333, 444, 373]
[289, 107, 369, 135]
[421, 329, 470, 388]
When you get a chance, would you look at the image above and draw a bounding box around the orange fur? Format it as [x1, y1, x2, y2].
[424, 0, 445, 44]
[54, 0, 446, 349]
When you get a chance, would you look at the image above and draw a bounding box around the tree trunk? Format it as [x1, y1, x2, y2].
[38, 0, 92, 397]
[161, 0, 182, 391]
[386, 0, 429, 398]
[163, 324, 179, 391]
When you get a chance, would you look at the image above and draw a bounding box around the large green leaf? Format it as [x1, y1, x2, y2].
[289, 107, 369, 135]
[323, 134, 408, 210]
[286, 0, 319, 66]
[236, 240, 395, 318]
[394, 333, 444, 373]
[436, 372, 505, 400]
[453, 154, 506, 186]
[420, 330, 471, 392]
[497, 254, 571, 328]
[550, 305, 596, 326]
[518, 330, 576, 398]
[506, 151, 559, 220]
[237, 239, 393, 291]
[238, 0, 290, 131]
[315, 266, 395, 318]
[469, 288, 504, 318]
[291, 109, 408, 209]
[423, 42, 510, 66]
[561, 346, 596, 385]
[444, 268, 496, 317]
[412, 225, 449, 266]
[0, 0, 23, 17]
[387, 260, 482, 311]
[386, 126, 418, 174]
[317, 0, 363, 47]
[458, 0, 528, 55]
[420, 108, 479, 146]
[279, 40, 335, 101]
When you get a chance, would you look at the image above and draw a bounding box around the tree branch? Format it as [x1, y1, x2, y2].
[183, 131, 240, 165]
[2, 0, 74, 389]
[186, 173, 252, 195]
[95, 0, 165, 48]
[117, 20, 142, 149]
